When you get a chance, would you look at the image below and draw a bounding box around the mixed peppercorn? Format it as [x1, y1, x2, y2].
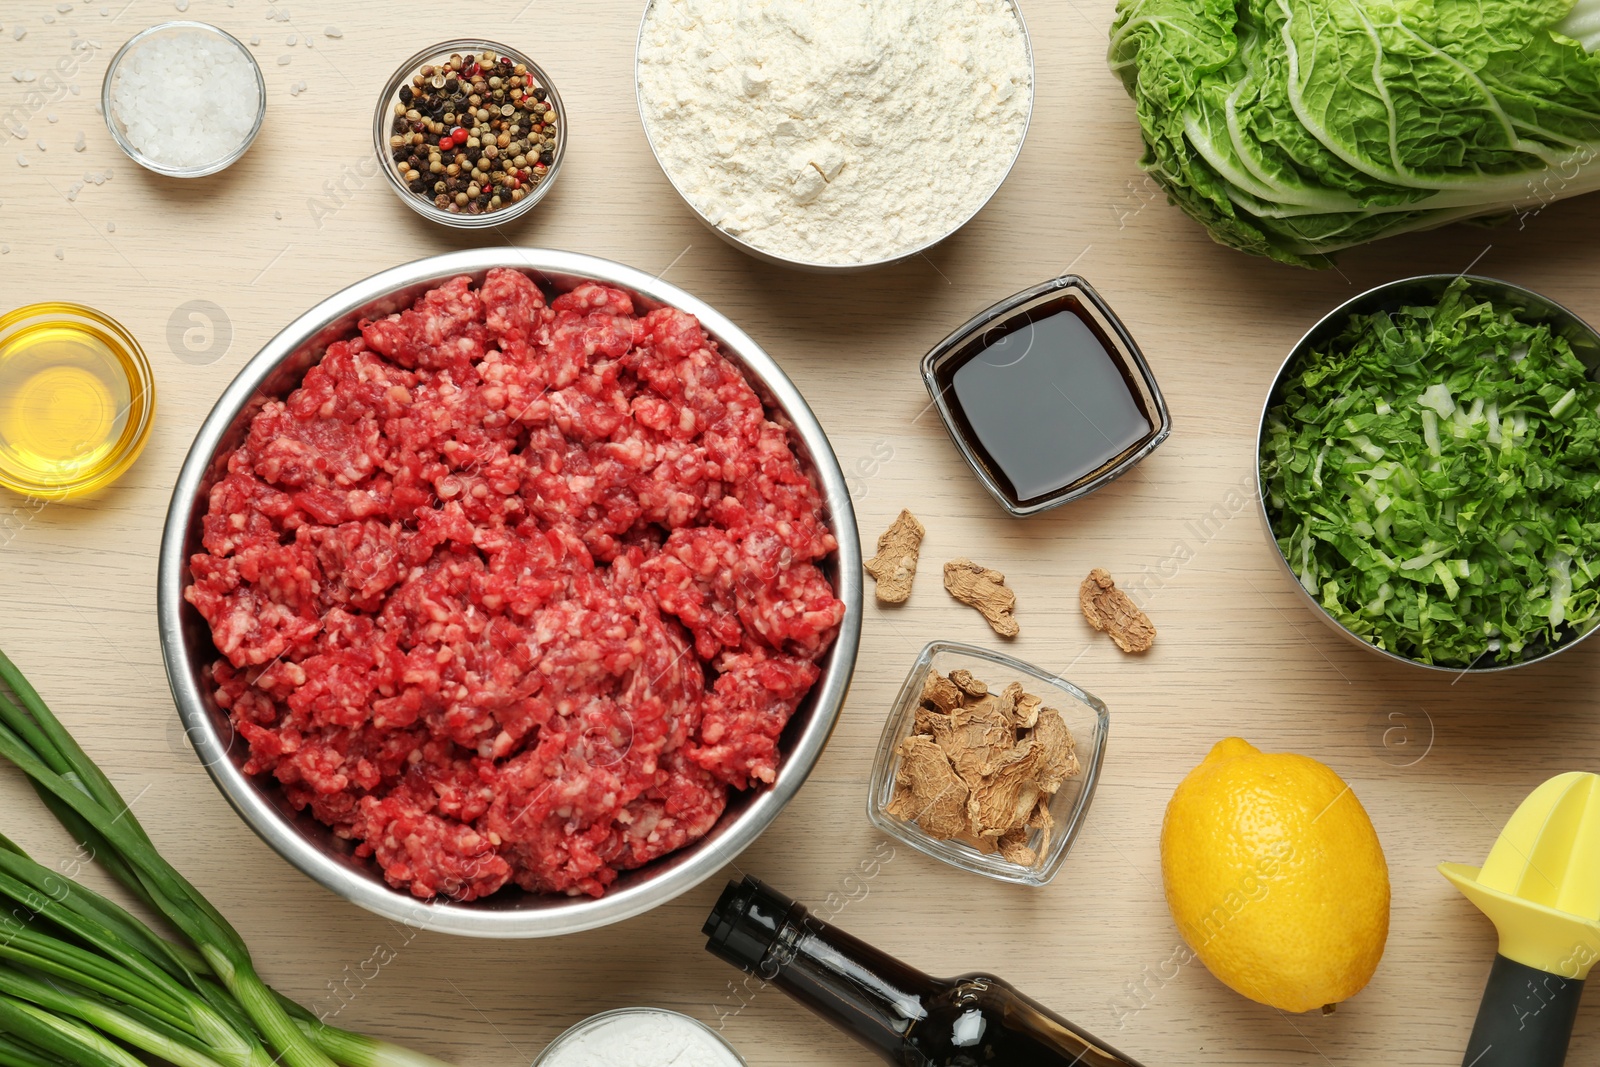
[389, 50, 559, 217]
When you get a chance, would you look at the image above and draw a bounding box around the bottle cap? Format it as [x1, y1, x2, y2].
[703, 876, 796, 973]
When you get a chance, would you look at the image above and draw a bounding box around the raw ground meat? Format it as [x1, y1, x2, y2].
[187, 269, 846, 901]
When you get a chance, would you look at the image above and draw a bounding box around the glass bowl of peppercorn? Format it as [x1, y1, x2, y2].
[373, 40, 564, 228]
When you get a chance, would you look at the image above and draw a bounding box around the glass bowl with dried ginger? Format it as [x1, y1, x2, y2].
[867, 641, 1109, 886]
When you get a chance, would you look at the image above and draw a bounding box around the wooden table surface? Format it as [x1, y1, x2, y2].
[4, 1, 1600, 1064]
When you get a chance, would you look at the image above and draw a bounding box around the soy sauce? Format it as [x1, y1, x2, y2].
[932, 292, 1156, 508]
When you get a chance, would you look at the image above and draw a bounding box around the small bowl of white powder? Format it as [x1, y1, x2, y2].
[635, 0, 1034, 271]
[532, 1008, 746, 1067]
[102, 21, 265, 178]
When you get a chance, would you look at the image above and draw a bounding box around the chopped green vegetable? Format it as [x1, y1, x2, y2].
[1261, 279, 1600, 666]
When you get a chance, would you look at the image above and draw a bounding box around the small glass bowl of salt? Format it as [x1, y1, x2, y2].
[102, 21, 265, 178]
[532, 1008, 746, 1067]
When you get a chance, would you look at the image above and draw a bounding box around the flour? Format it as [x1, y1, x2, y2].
[637, 0, 1032, 266]
[536, 1010, 743, 1067]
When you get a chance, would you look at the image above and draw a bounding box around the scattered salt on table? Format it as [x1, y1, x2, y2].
[109, 27, 260, 170]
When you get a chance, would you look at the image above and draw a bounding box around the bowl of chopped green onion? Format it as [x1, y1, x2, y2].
[1257, 274, 1600, 672]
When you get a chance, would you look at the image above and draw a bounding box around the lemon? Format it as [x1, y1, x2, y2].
[1160, 737, 1389, 1013]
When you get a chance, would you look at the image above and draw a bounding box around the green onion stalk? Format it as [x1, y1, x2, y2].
[0, 648, 457, 1067]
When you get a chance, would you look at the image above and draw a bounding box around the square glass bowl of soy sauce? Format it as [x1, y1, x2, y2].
[921, 276, 1171, 517]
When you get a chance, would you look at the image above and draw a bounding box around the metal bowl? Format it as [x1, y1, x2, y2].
[1256, 273, 1600, 673]
[372, 40, 566, 229]
[102, 22, 265, 179]
[156, 249, 863, 936]
[632, 0, 1034, 272]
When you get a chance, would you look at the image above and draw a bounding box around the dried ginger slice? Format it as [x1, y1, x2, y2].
[886, 735, 968, 839]
[1079, 567, 1156, 653]
[864, 509, 925, 604]
[944, 559, 1019, 637]
[948, 668, 988, 697]
[1030, 707, 1081, 794]
[1012, 685, 1041, 729]
[966, 739, 1046, 835]
[997, 827, 1038, 867]
[921, 670, 964, 713]
[941, 695, 1014, 784]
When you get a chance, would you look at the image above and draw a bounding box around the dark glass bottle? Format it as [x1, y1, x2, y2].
[703, 876, 1149, 1067]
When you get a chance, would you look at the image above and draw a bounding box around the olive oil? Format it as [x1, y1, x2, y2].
[0, 304, 154, 498]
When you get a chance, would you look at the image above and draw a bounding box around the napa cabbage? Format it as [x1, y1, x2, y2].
[1109, 0, 1600, 264]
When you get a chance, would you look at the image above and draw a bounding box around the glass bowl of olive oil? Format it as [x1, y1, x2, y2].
[0, 303, 155, 499]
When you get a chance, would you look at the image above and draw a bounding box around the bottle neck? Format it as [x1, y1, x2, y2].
[703, 877, 937, 1063]
[760, 906, 938, 1062]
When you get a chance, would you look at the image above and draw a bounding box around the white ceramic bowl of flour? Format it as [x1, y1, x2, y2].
[532, 1008, 747, 1067]
[635, 0, 1034, 272]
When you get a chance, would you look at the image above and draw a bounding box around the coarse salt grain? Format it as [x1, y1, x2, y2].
[109, 28, 260, 170]
[538, 1011, 742, 1067]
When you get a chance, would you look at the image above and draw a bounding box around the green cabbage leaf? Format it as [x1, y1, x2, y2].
[1109, 0, 1600, 264]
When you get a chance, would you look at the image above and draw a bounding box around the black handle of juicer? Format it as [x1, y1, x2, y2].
[1462, 955, 1585, 1067]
